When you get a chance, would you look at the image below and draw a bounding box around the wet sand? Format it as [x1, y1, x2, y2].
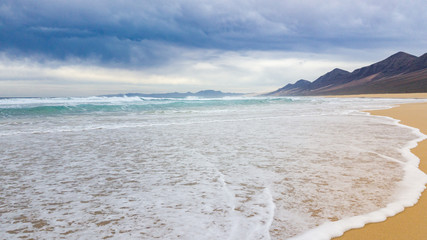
[327, 93, 427, 99]
[335, 100, 427, 240]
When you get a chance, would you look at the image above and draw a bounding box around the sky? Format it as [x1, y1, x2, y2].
[0, 0, 426, 97]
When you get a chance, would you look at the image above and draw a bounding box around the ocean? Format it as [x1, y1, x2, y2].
[1, 96, 426, 239]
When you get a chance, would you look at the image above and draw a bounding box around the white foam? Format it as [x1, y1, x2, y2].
[2, 97, 427, 239]
[0, 96, 144, 107]
[290, 112, 427, 240]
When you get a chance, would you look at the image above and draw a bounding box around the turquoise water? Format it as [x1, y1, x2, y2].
[0, 97, 294, 117]
[0, 96, 426, 239]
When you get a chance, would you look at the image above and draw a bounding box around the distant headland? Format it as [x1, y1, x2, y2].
[101, 90, 245, 98]
[266, 51, 427, 96]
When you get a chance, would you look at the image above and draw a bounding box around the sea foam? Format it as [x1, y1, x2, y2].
[0, 96, 426, 239]
[290, 113, 427, 240]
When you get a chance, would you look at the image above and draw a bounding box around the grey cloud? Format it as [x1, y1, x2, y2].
[1, 0, 426, 66]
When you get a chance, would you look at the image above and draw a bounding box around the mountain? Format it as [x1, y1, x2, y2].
[101, 90, 245, 98]
[309, 68, 351, 90]
[267, 51, 427, 96]
[268, 79, 311, 95]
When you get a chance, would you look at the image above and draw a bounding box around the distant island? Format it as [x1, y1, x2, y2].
[101, 90, 245, 98]
[266, 51, 427, 96]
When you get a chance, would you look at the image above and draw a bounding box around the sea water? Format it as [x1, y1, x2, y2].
[0, 96, 426, 239]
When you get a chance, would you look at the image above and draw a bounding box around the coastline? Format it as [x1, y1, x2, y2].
[325, 93, 427, 99]
[335, 100, 427, 239]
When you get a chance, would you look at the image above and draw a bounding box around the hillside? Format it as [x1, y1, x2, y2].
[101, 90, 245, 98]
[267, 51, 427, 96]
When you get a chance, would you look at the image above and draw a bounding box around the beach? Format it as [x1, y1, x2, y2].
[327, 93, 427, 99]
[1, 96, 426, 239]
[335, 99, 427, 240]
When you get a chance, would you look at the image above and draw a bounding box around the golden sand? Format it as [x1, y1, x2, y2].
[326, 93, 427, 99]
[334, 99, 427, 239]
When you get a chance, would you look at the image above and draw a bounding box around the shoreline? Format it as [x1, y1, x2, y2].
[324, 93, 427, 99]
[334, 101, 427, 239]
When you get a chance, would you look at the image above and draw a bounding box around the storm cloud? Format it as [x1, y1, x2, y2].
[2, 0, 426, 64]
[0, 0, 426, 96]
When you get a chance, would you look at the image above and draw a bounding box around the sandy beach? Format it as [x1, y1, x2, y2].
[335, 99, 427, 240]
[327, 93, 427, 99]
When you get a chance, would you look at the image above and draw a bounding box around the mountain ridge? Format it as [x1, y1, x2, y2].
[267, 51, 427, 96]
[101, 90, 245, 98]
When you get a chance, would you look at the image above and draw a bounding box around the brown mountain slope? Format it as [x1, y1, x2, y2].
[316, 68, 427, 95]
[268, 51, 427, 96]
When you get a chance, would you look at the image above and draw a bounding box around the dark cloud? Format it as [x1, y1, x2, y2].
[1, 0, 426, 66]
